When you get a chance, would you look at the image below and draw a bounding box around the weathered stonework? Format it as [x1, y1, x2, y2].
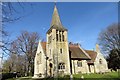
[46, 29, 70, 77]
[33, 4, 108, 78]
[33, 41, 46, 78]
[71, 60, 89, 74]
[94, 45, 108, 73]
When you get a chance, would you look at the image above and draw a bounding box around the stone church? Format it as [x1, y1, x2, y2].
[33, 4, 108, 78]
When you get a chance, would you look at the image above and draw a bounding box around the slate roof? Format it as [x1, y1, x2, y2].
[85, 50, 97, 64]
[69, 44, 91, 60]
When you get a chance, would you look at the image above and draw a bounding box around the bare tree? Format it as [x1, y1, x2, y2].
[1, 2, 38, 76]
[1, 2, 34, 54]
[0, 3, 35, 71]
[98, 23, 120, 70]
[2, 31, 40, 76]
[2, 2, 31, 23]
[14, 31, 40, 76]
[98, 23, 120, 54]
[2, 53, 26, 76]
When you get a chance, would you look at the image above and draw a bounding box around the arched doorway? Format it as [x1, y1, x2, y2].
[49, 63, 53, 76]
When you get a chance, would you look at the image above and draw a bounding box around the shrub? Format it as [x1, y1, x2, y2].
[1, 73, 17, 80]
[64, 75, 70, 78]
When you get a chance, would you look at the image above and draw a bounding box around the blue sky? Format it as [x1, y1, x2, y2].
[4, 2, 118, 50]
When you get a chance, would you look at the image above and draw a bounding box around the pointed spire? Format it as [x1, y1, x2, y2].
[47, 3, 67, 34]
[51, 4, 62, 27]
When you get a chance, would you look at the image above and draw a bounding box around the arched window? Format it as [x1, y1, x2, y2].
[99, 59, 102, 64]
[60, 48, 62, 54]
[56, 30, 58, 41]
[58, 63, 65, 70]
[59, 31, 61, 42]
[62, 31, 64, 41]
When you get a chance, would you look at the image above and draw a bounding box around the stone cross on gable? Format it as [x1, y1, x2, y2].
[96, 44, 100, 53]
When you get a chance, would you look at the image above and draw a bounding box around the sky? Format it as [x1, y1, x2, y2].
[4, 2, 118, 50]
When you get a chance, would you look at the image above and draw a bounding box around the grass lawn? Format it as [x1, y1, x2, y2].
[73, 71, 119, 80]
[6, 72, 119, 80]
[6, 76, 33, 80]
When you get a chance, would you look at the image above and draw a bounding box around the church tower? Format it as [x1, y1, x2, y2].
[46, 4, 70, 77]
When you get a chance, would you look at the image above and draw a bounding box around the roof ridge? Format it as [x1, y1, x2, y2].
[78, 46, 91, 59]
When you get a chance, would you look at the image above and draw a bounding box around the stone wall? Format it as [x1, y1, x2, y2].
[72, 60, 89, 74]
[33, 42, 46, 78]
[94, 52, 108, 73]
[46, 29, 70, 77]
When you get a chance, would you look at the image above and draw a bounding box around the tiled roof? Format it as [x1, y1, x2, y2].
[40, 42, 93, 60]
[69, 44, 91, 60]
[85, 50, 97, 64]
[41, 42, 46, 54]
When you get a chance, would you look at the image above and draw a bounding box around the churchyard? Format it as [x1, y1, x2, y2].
[1, 2, 119, 80]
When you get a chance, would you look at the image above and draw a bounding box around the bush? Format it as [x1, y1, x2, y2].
[64, 75, 70, 78]
[1, 73, 17, 80]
